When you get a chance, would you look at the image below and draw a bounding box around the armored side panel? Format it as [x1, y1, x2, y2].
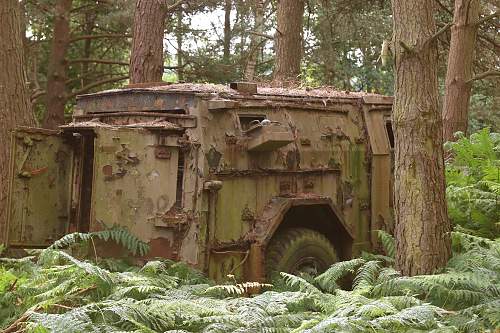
[90, 127, 184, 258]
[5, 128, 73, 247]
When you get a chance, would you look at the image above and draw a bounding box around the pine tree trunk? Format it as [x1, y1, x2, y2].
[392, 0, 451, 276]
[223, 0, 232, 63]
[273, 0, 304, 84]
[130, 0, 167, 83]
[176, 9, 184, 82]
[44, 0, 72, 129]
[442, 0, 480, 142]
[244, 0, 264, 81]
[0, 0, 35, 236]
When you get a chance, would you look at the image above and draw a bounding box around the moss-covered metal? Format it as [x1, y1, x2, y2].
[4, 84, 393, 282]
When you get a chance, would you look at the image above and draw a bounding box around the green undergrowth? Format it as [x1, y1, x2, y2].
[0, 228, 499, 333]
[445, 129, 500, 238]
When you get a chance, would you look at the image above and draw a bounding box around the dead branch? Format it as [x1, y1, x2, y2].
[424, 22, 453, 45]
[466, 69, 500, 83]
[163, 0, 187, 12]
[31, 90, 46, 102]
[399, 41, 415, 54]
[474, 10, 499, 26]
[248, 31, 274, 40]
[68, 58, 129, 66]
[67, 75, 129, 99]
[69, 34, 132, 43]
[1, 312, 31, 333]
[434, 0, 453, 16]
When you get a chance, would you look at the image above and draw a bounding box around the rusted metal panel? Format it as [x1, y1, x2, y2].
[362, 95, 394, 105]
[6, 83, 395, 282]
[72, 113, 197, 128]
[76, 90, 197, 114]
[363, 108, 392, 155]
[246, 123, 294, 152]
[91, 128, 181, 246]
[6, 128, 73, 247]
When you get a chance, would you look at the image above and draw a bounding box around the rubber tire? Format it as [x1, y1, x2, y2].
[266, 227, 337, 278]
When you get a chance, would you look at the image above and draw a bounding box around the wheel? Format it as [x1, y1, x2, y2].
[266, 227, 337, 278]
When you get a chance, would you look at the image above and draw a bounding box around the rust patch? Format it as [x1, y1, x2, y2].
[148, 237, 178, 260]
[103, 165, 113, 177]
[155, 146, 172, 159]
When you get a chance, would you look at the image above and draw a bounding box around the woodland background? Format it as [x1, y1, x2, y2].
[0, 0, 499, 331]
[17, 0, 499, 130]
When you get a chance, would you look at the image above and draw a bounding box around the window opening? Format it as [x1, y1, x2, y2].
[175, 150, 184, 207]
[238, 114, 267, 131]
[385, 120, 395, 149]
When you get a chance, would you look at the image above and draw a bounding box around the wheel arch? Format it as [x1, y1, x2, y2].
[251, 196, 354, 261]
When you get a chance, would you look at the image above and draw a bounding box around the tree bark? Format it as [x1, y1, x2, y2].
[392, 0, 451, 276]
[176, 9, 184, 81]
[442, 0, 481, 142]
[44, 0, 73, 129]
[129, 0, 167, 83]
[244, 0, 264, 81]
[0, 0, 36, 236]
[223, 0, 232, 63]
[273, 0, 304, 84]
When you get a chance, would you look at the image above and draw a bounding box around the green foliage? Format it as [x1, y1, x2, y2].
[445, 129, 500, 238]
[2, 229, 499, 332]
[49, 226, 150, 256]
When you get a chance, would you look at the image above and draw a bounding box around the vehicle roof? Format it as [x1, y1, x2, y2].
[78, 83, 393, 104]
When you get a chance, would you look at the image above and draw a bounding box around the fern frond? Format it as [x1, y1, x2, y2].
[315, 258, 365, 293]
[353, 260, 381, 293]
[376, 230, 396, 258]
[280, 273, 323, 296]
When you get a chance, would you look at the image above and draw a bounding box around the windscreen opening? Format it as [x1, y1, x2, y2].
[385, 120, 395, 149]
[238, 115, 267, 131]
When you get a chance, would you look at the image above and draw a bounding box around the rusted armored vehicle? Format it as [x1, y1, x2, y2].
[3, 82, 394, 281]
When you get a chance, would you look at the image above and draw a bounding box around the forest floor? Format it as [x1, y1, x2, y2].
[0, 228, 499, 333]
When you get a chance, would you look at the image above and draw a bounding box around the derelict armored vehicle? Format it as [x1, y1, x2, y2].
[3, 82, 394, 281]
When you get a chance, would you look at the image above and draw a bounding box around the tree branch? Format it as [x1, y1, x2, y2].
[69, 34, 132, 43]
[164, 0, 187, 12]
[31, 90, 46, 102]
[248, 31, 274, 40]
[68, 58, 129, 66]
[474, 10, 499, 26]
[434, 0, 453, 16]
[399, 41, 415, 54]
[466, 70, 500, 83]
[424, 22, 453, 45]
[67, 75, 129, 99]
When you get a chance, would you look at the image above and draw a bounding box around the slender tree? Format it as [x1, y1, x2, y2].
[273, 0, 304, 84]
[244, 0, 265, 81]
[442, 0, 481, 141]
[223, 0, 232, 63]
[392, 0, 451, 275]
[176, 9, 184, 81]
[44, 0, 73, 129]
[0, 0, 36, 236]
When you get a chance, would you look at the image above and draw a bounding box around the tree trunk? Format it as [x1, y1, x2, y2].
[130, 0, 167, 83]
[442, 0, 480, 142]
[176, 9, 184, 82]
[44, 0, 72, 129]
[392, 0, 451, 276]
[273, 0, 304, 84]
[82, 11, 95, 86]
[0, 0, 35, 236]
[223, 0, 232, 63]
[244, 0, 264, 81]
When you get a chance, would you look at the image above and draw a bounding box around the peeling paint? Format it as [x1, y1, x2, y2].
[6, 85, 394, 283]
